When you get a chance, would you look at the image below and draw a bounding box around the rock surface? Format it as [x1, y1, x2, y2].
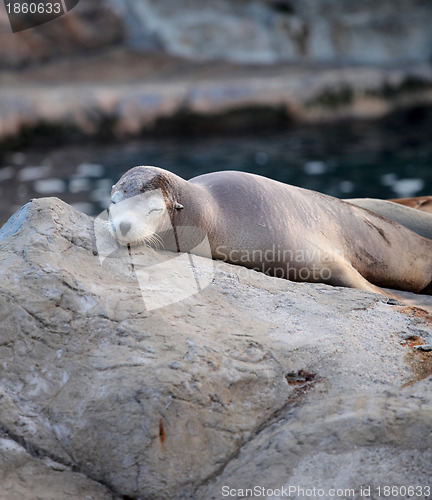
[108, 0, 432, 66]
[0, 437, 116, 500]
[1, 0, 432, 67]
[0, 198, 431, 499]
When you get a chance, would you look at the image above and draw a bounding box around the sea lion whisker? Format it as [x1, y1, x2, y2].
[145, 233, 165, 250]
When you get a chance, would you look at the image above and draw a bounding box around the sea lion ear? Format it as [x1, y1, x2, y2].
[174, 202, 184, 210]
[111, 191, 123, 204]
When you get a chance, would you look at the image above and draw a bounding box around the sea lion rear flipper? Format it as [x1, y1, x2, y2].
[325, 259, 397, 299]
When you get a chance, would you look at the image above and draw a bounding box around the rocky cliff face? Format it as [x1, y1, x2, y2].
[108, 0, 432, 65]
[1, 0, 432, 67]
[0, 198, 431, 499]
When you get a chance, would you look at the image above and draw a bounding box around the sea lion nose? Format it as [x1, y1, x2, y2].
[119, 221, 131, 236]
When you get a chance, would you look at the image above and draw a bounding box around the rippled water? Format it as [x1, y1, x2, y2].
[0, 107, 431, 225]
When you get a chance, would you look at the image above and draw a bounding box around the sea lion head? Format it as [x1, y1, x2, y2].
[108, 166, 183, 247]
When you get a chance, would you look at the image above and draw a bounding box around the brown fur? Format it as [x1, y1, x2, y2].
[389, 196, 432, 214]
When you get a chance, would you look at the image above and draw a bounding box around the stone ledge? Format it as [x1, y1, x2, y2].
[1, 52, 432, 146]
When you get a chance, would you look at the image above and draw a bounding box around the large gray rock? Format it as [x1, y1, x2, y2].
[0, 198, 431, 499]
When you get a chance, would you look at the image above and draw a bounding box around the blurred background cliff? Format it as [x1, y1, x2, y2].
[1, 0, 432, 223]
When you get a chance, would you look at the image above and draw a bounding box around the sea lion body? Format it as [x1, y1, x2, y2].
[345, 198, 432, 240]
[388, 196, 432, 214]
[109, 167, 432, 295]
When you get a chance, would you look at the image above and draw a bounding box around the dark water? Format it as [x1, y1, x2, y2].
[1, 107, 432, 225]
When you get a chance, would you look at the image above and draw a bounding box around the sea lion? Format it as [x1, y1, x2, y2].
[345, 198, 432, 240]
[108, 166, 432, 296]
[388, 196, 432, 214]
